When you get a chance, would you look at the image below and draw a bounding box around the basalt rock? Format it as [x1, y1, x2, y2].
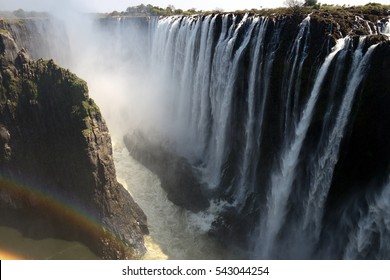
[0, 30, 148, 259]
[0, 16, 70, 65]
[124, 132, 210, 212]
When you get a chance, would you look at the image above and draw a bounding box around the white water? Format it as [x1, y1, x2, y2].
[382, 21, 390, 35]
[236, 17, 269, 204]
[303, 39, 378, 238]
[344, 176, 390, 259]
[118, 14, 388, 259]
[112, 141, 228, 260]
[148, 14, 286, 208]
[282, 16, 311, 133]
[3, 8, 390, 260]
[254, 35, 347, 259]
[254, 34, 383, 259]
[56, 14, 231, 260]
[22, 12, 387, 259]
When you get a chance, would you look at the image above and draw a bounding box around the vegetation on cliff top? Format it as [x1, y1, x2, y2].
[0, 9, 48, 19]
[104, 3, 390, 18]
[0, 53, 99, 137]
[102, 3, 389, 39]
[0, 44, 148, 259]
[101, 3, 389, 40]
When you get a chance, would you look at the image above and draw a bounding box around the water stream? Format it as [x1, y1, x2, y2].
[112, 141, 228, 260]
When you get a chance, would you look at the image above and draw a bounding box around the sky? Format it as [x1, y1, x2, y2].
[1, 0, 389, 13]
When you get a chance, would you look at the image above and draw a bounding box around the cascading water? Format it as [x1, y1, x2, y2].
[50, 11, 389, 259]
[381, 21, 390, 34]
[64, 15, 229, 260]
[281, 15, 311, 136]
[256, 36, 348, 259]
[344, 175, 390, 259]
[255, 36, 380, 259]
[236, 16, 270, 205]
[136, 14, 390, 259]
[3, 8, 390, 260]
[7, 17, 70, 65]
[148, 14, 280, 199]
[303, 38, 377, 236]
[112, 142, 228, 259]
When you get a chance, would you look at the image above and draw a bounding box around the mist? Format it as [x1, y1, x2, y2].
[1, 0, 186, 158]
[1, 1, 225, 259]
[55, 10, 227, 260]
[4, 0, 390, 260]
[64, 17, 151, 140]
[16, 2, 170, 142]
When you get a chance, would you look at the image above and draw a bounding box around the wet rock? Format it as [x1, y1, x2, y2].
[124, 131, 210, 212]
[0, 31, 148, 259]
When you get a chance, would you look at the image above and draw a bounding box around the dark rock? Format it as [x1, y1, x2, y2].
[326, 39, 390, 208]
[209, 194, 260, 251]
[124, 131, 210, 212]
[0, 23, 19, 62]
[0, 17, 70, 65]
[0, 34, 148, 259]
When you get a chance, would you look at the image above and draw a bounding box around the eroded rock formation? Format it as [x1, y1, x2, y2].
[116, 8, 390, 258]
[124, 132, 210, 212]
[0, 20, 148, 259]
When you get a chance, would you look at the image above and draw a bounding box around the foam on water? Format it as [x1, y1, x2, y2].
[112, 140, 228, 260]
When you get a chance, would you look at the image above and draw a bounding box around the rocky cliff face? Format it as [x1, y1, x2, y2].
[5, 7, 387, 259]
[0, 19, 148, 259]
[124, 132, 210, 212]
[117, 8, 390, 258]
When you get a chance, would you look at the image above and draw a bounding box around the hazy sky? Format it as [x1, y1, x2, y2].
[0, 0, 389, 13]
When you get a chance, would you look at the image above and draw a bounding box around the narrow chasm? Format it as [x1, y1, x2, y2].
[1, 6, 390, 260]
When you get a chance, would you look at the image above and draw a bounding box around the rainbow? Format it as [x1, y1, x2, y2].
[0, 174, 138, 260]
[0, 250, 25, 260]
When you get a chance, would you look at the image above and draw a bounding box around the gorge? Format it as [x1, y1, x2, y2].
[0, 15, 148, 259]
[1, 5, 390, 259]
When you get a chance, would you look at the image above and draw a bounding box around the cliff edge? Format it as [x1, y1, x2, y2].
[0, 25, 148, 259]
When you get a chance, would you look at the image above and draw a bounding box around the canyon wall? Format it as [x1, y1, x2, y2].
[121, 9, 390, 259]
[0, 16, 148, 259]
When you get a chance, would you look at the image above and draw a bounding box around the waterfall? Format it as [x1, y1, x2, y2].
[58, 12, 389, 259]
[281, 16, 311, 136]
[149, 14, 264, 191]
[303, 38, 378, 237]
[7, 17, 70, 65]
[381, 21, 390, 34]
[235, 17, 270, 205]
[3, 8, 389, 260]
[254, 37, 347, 259]
[140, 14, 389, 259]
[112, 142, 227, 259]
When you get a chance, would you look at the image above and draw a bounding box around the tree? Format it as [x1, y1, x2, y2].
[212, 7, 224, 13]
[304, 0, 318, 6]
[13, 9, 26, 18]
[284, 0, 304, 12]
[185, 8, 197, 15]
[165, 5, 175, 15]
[110, 10, 120, 16]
